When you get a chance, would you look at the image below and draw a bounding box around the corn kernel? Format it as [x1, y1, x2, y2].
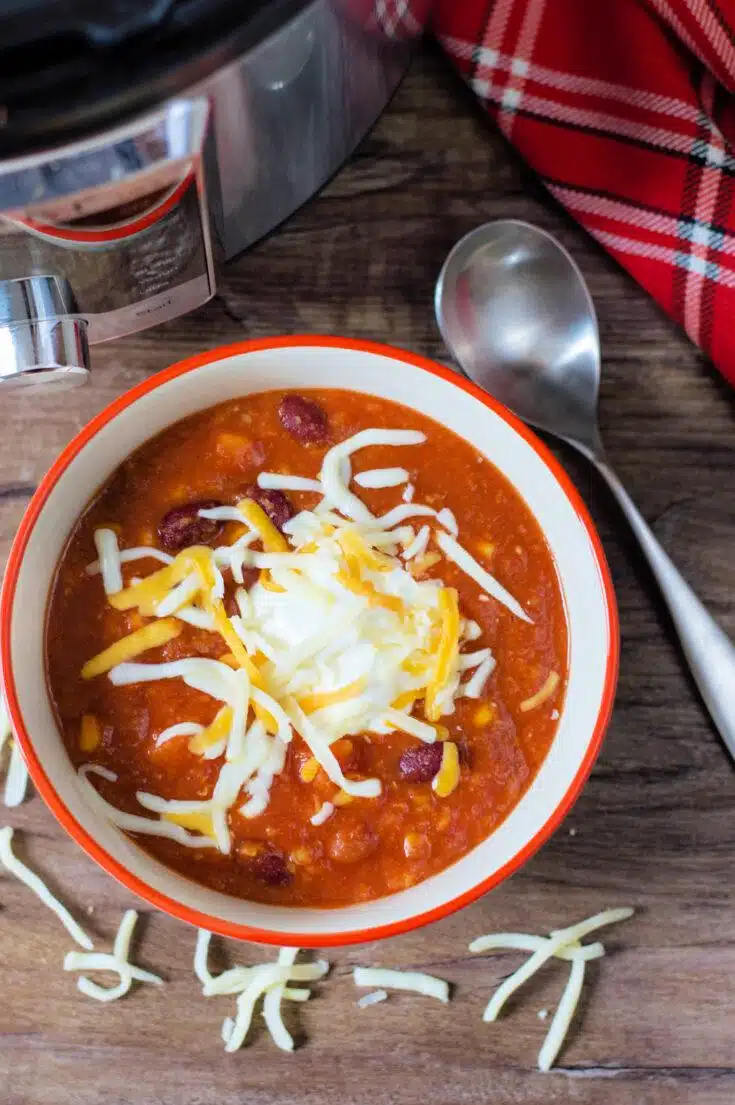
[291, 847, 313, 866]
[299, 757, 320, 783]
[238, 841, 263, 858]
[477, 539, 495, 562]
[473, 702, 495, 727]
[79, 714, 101, 752]
[403, 832, 431, 859]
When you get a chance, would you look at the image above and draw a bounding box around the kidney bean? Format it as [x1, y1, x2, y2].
[157, 499, 224, 552]
[254, 851, 293, 886]
[244, 484, 295, 532]
[278, 394, 328, 444]
[398, 743, 443, 782]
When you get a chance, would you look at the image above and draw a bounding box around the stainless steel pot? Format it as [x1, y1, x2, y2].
[0, 0, 430, 387]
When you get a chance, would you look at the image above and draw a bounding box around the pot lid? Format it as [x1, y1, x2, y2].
[0, 0, 310, 157]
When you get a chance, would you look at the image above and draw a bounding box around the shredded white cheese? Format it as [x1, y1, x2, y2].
[538, 954, 585, 1071]
[93, 528, 124, 595]
[64, 909, 163, 1002]
[257, 473, 323, 494]
[0, 825, 93, 949]
[357, 989, 388, 1008]
[353, 967, 449, 1003]
[196, 943, 329, 1053]
[435, 531, 532, 623]
[436, 507, 458, 537]
[86, 545, 174, 576]
[402, 482, 415, 503]
[0, 699, 29, 807]
[354, 467, 409, 489]
[402, 525, 430, 561]
[309, 800, 334, 826]
[320, 429, 424, 524]
[470, 907, 634, 1071]
[460, 654, 496, 699]
[155, 722, 205, 747]
[194, 928, 215, 985]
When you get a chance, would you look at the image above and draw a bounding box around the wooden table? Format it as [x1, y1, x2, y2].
[1, 48, 734, 1105]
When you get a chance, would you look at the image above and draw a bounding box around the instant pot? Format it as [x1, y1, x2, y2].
[0, 0, 430, 387]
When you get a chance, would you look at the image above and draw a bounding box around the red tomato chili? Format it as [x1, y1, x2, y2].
[45, 390, 568, 907]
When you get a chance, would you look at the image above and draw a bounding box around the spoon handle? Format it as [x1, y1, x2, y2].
[591, 453, 735, 761]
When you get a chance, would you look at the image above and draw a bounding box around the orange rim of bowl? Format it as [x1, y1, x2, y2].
[0, 336, 619, 947]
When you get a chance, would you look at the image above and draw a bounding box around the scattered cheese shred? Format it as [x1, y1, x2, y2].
[470, 907, 634, 1071]
[354, 467, 409, 489]
[0, 700, 29, 808]
[81, 618, 182, 679]
[258, 473, 323, 494]
[64, 909, 163, 1002]
[0, 826, 93, 949]
[424, 588, 460, 722]
[195, 939, 329, 1053]
[435, 531, 532, 623]
[432, 741, 460, 798]
[357, 989, 388, 1008]
[310, 800, 334, 826]
[237, 498, 289, 553]
[86, 545, 174, 577]
[353, 967, 449, 1003]
[520, 671, 561, 713]
[93, 528, 123, 596]
[299, 678, 367, 714]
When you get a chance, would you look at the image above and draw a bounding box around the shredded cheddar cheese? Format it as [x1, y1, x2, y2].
[432, 741, 460, 797]
[237, 498, 289, 553]
[299, 679, 367, 714]
[520, 671, 561, 713]
[81, 618, 182, 679]
[424, 588, 460, 722]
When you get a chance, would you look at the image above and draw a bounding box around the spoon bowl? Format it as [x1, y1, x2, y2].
[436, 218, 735, 760]
[435, 220, 601, 453]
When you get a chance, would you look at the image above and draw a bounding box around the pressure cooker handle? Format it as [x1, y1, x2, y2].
[0, 276, 90, 390]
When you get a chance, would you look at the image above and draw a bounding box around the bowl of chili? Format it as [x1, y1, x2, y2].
[1, 336, 618, 946]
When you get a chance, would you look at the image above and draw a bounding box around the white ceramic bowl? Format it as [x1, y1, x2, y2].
[0, 337, 618, 946]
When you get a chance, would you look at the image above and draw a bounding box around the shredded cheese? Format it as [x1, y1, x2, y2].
[353, 967, 449, 1003]
[435, 531, 532, 623]
[436, 507, 458, 537]
[402, 525, 430, 561]
[258, 473, 323, 493]
[64, 909, 163, 1002]
[470, 907, 635, 1071]
[93, 528, 124, 595]
[520, 671, 561, 713]
[0, 701, 29, 808]
[432, 741, 460, 798]
[354, 467, 409, 489]
[0, 826, 92, 948]
[81, 619, 182, 679]
[310, 800, 334, 826]
[86, 545, 174, 577]
[196, 943, 329, 1052]
[357, 989, 388, 1008]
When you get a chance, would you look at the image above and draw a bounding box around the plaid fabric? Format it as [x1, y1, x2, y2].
[428, 0, 735, 386]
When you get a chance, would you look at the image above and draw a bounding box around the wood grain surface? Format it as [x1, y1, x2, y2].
[1, 48, 734, 1105]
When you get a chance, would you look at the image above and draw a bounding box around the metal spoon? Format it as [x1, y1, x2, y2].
[435, 218, 735, 760]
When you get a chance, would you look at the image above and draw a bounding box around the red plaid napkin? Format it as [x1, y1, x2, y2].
[377, 0, 735, 386]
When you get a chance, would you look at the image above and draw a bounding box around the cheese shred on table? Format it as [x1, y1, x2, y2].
[470, 907, 635, 1071]
[65, 909, 163, 1002]
[0, 694, 29, 808]
[0, 825, 92, 949]
[193, 930, 329, 1052]
[353, 966, 449, 1003]
[78, 426, 536, 848]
